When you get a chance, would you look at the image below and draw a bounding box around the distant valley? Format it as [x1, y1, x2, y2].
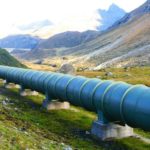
[0, 1, 150, 69]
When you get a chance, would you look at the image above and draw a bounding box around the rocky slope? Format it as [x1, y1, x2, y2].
[61, 0, 150, 68]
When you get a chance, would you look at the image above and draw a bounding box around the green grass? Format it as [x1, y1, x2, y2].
[0, 67, 150, 149]
[0, 48, 26, 68]
[77, 66, 150, 86]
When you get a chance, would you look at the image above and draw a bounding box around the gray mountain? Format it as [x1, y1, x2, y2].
[0, 34, 41, 49]
[97, 3, 126, 31]
[37, 30, 100, 49]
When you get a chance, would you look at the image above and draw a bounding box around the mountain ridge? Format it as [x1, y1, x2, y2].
[36, 30, 100, 49]
[111, 0, 150, 28]
[0, 34, 41, 49]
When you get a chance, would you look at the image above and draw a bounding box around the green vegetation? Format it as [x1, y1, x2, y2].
[0, 48, 26, 68]
[0, 67, 150, 149]
[77, 66, 150, 86]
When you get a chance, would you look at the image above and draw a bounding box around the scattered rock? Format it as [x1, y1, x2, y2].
[14, 107, 18, 111]
[34, 60, 43, 64]
[105, 72, 113, 77]
[20, 127, 27, 132]
[58, 63, 75, 75]
[49, 64, 57, 68]
[2, 98, 10, 106]
[124, 67, 130, 72]
[2, 100, 8, 106]
[62, 57, 68, 60]
[77, 68, 84, 72]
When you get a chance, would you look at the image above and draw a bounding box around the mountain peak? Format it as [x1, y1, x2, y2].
[97, 4, 126, 31]
[109, 3, 124, 11]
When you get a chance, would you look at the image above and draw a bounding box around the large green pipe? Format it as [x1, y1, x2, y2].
[0, 65, 150, 131]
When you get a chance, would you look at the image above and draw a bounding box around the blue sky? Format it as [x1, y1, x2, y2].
[0, 0, 146, 37]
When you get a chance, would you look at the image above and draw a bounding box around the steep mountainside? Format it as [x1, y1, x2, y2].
[60, 0, 150, 68]
[0, 48, 25, 67]
[111, 0, 150, 28]
[37, 30, 100, 49]
[0, 35, 41, 49]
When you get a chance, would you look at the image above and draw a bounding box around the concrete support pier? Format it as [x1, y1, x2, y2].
[19, 85, 27, 96]
[43, 99, 70, 110]
[19, 85, 39, 96]
[91, 111, 134, 140]
[91, 121, 134, 141]
[20, 90, 39, 96]
[47, 101, 70, 110]
[42, 93, 70, 110]
[3, 80, 11, 88]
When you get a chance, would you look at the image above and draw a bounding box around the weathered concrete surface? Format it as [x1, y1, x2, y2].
[20, 91, 39, 96]
[42, 99, 70, 110]
[91, 121, 134, 141]
[20, 90, 28, 96]
[47, 101, 70, 110]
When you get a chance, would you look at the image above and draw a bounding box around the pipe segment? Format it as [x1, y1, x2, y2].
[0, 65, 150, 131]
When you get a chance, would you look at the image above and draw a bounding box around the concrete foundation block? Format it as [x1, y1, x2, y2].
[20, 91, 28, 96]
[19, 89, 39, 96]
[4, 83, 11, 89]
[47, 101, 70, 110]
[91, 121, 134, 141]
[14, 84, 20, 89]
[4, 82, 20, 89]
[30, 91, 39, 96]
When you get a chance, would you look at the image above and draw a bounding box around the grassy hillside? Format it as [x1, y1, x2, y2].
[0, 48, 26, 68]
[0, 67, 150, 149]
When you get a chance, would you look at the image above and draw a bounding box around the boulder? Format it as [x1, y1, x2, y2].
[58, 63, 75, 75]
[105, 72, 113, 77]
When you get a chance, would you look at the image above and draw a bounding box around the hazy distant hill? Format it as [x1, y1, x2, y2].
[0, 34, 41, 49]
[0, 48, 25, 67]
